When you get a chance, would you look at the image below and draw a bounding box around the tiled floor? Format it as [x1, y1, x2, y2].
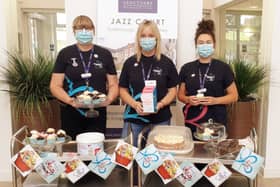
[1, 177, 280, 187]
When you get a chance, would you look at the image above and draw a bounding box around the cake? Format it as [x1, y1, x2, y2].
[115, 144, 133, 166]
[157, 159, 179, 179]
[154, 134, 185, 149]
[197, 127, 215, 140]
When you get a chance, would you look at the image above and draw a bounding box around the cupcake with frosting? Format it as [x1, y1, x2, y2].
[46, 128, 55, 135]
[47, 134, 57, 145]
[56, 129, 66, 143]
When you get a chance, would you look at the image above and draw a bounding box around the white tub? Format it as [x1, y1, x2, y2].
[76, 132, 105, 156]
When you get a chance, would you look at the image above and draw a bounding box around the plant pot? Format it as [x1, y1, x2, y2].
[227, 100, 260, 139]
[12, 99, 61, 133]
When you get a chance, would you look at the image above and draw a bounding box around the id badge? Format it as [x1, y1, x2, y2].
[145, 80, 156, 87]
[81, 73, 92, 79]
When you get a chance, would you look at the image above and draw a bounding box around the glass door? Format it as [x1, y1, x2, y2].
[25, 12, 67, 58]
[224, 11, 261, 64]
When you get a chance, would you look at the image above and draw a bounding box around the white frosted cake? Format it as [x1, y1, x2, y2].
[154, 134, 185, 149]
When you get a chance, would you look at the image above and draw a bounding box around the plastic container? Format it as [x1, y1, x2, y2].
[76, 132, 105, 156]
[147, 126, 194, 154]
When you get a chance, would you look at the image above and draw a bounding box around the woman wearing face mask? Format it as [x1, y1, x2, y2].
[50, 15, 118, 139]
[119, 20, 179, 146]
[178, 19, 238, 135]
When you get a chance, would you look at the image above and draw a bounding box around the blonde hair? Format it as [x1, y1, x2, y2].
[135, 20, 161, 62]
[72, 15, 95, 32]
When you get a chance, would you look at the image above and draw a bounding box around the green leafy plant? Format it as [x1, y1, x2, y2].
[230, 60, 267, 101]
[1, 51, 54, 125]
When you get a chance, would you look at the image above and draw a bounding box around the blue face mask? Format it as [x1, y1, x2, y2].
[197, 43, 214, 58]
[140, 37, 156, 51]
[75, 29, 93, 44]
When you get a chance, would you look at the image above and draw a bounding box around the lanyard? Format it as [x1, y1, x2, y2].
[140, 62, 153, 82]
[77, 46, 94, 85]
[198, 62, 211, 89]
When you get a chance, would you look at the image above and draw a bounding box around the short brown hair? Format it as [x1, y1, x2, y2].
[72, 15, 95, 31]
[195, 19, 216, 45]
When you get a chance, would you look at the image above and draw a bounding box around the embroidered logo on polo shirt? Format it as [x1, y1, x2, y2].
[152, 67, 162, 76]
[205, 74, 215, 81]
[70, 58, 78, 67]
[93, 60, 103, 69]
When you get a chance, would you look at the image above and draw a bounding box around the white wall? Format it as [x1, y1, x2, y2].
[65, 0, 98, 45]
[260, 0, 280, 178]
[65, 0, 202, 69]
[0, 0, 13, 182]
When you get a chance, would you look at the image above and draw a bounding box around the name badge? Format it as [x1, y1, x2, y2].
[145, 80, 156, 87]
[197, 88, 207, 93]
[81, 73, 92, 79]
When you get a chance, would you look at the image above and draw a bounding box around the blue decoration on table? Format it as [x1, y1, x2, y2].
[88, 151, 116, 179]
[135, 144, 163, 175]
[232, 147, 264, 180]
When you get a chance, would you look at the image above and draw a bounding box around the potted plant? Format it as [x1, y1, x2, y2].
[1, 51, 60, 132]
[227, 60, 267, 138]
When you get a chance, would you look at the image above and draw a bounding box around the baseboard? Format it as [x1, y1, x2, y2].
[0, 170, 12, 182]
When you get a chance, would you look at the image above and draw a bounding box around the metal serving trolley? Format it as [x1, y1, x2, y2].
[10, 125, 134, 187]
[137, 126, 258, 187]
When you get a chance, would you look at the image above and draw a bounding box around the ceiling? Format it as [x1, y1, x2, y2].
[227, 0, 262, 11]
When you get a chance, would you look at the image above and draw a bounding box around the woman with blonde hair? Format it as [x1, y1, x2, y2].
[50, 15, 118, 139]
[119, 20, 179, 145]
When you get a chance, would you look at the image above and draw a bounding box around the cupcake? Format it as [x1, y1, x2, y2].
[46, 128, 55, 135]
[36, 134, 46, 145]
[56, 129, 66, 143]
[29, 134, 39, 145]
[115, 144, 133, 166]
[47, 134, 57, 145]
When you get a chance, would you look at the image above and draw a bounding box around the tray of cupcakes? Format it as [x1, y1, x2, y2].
[24, 128, 71, 152]
[75, 90, 107, 108]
